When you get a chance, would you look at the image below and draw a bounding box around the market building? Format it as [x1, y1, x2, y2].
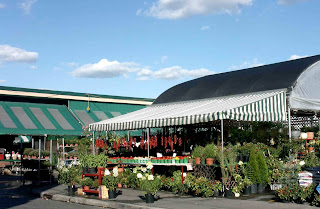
[0, 86, 153, 160]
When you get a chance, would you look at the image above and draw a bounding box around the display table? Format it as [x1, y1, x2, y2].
[81, 167, 104, 194]
[108, 162, 193, 183]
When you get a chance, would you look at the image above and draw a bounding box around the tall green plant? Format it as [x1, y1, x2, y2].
[256, 150, 268, 184]
[204, 144, 217, 158]
[217, 148, 237, 189]
[192, 145, 204, 159]
[246, 149, 260, 184]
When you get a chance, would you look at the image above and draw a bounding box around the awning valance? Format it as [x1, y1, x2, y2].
[13, 135, 31, 143]
[0, 101, 83, 136]
[89, 90, 287, 132]
[68, 100, 147, 126]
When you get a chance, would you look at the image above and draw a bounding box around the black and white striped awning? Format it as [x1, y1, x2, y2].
[89, 90, 287, 132]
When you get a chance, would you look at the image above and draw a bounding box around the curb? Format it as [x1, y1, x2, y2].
[34, 190, 163, 209]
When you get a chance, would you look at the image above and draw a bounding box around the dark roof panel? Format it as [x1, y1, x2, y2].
[154, 55, 320, 104]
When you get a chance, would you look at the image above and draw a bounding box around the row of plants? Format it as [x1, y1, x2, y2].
[23, 148, 50, 159]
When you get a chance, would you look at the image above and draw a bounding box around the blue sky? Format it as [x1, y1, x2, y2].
[0, 0, 319, 99]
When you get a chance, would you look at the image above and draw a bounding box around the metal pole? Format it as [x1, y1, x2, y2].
[221, 119, 224, 151]
[32, 137, 34, 149]
[38, 137, 41, 182]
[221, 118, 224, 193]
[92, 131, 95, 155]
[288, 105, 292, 142]
[147, 128, 150, 158]
[50, 138, 52, 184]
[62, 138, 65, 161]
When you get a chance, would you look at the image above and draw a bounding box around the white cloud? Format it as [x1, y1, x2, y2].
[288, 55, 308, 60]
[0, 80, 6, 83]
[161, 55, 168, 63]
[0, 45, 38, 63]
[229, 58, 264, 71]
[278, 0, 311, 5]
[144, 0, 252, 20]
[30, 65, 37, 69]
[64, 62, 79, 68]
[137, 68, 153, 76]
[72, 59, 140, 78]
[151, 66, 214, 80]
[19, 0, 37, 14]
[136, 9, 142, 15]
[201, 25, 211, 31]
[0, 3, 6, 8]
[136, 76, 150, 81]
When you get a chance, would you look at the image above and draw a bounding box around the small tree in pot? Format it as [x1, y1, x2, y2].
[192, 145, 204, 165]
[204, 144, 217, 165]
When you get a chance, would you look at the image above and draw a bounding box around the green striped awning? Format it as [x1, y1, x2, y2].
[89, 90, 287, 132]
[0, 101, 83, 136]
[68, 100, 147, 126]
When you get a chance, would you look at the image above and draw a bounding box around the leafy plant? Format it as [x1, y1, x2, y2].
[81, 177, 93, 187]
[303, 152, 320, 168]
[92, 179, 99, 188]
[217, 147, 237, 189]
[23, 148, 33, 155]
[96, 154, 108, 167]
[139, 175, 162, 196]
[203, 143, 217, 158]
[246, 149, 260, 184]
[58, 165, 81, 186]
[102, 175, 118, 190]
[192, 145, 204, 159]
[256, 150, 268, 184]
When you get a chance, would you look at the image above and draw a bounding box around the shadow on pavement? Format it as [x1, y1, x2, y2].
[0, 174, 58, 209]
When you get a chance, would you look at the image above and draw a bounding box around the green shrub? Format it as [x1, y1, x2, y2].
[203, 144, 217, 158]
[256, 150, 268, 184]
[80, 177, 93, 187]
[246, 149, 260, 184]
[192, 145, 204, 158]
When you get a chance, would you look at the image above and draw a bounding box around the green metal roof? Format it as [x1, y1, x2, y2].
[69, 100, 146, 126]
[0, 86, 154, 103]
[0, 101, 83, 136]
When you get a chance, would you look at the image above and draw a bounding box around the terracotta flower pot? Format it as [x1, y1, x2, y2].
[195, 157, 201, 165]
[206, 158, 214, 165]
[117, 183, 122, 188]
[83, 186, 90, 190]
[307, 132, 314, 139]
[309, 147, 314, 152]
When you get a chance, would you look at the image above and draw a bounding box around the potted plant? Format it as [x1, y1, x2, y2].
[217, 148, 237, 198]
[92, 179, 99, 190]
[138, 173, 162, 203]
[81, 177, 93, 191]
[79, 155, 89, 174]
[102, 167, 119, 199]
[192, 145, 204, 165]
[204, 144, 217, 165]
[256, 150, 268, 193]
[246, 149, 259, 194]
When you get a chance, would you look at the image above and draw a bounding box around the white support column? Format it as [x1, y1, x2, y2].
[50, 138, 52, 184]
[221, 118, 224, 151]
[92, 131, 95, 155]
[38, 138, 41, 182]
[221, 118, 224, 193]
[62, 138, 65, 161]
[147, 128, 150, 158]
[32, 137, 34, 149]
[288, 105, 292, 142]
